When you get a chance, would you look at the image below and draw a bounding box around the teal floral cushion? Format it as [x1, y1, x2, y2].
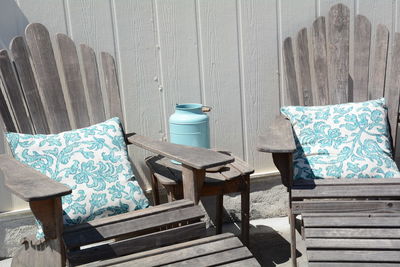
[6, 117, 149, 239]
[280, 98, 400, 180]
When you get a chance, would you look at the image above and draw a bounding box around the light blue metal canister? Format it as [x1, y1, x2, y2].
[169, 103, 210, 149]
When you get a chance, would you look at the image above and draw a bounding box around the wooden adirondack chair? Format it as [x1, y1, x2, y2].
[258, 4, 400, 266]
[0, 23, 235, 266]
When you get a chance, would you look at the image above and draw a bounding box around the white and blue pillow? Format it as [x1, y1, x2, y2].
[281, 98, 400, 180]
[6, 117, 149, 239]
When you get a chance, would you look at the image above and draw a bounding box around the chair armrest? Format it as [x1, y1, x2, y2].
[127, 134, 234, 170]
[0, 154, 72, 201]
[257, 115, 296, 153]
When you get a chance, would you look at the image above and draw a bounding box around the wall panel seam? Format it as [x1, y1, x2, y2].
[276, 0, 283, 106]
[153, 0, 168, 140]
[194, 0, 205, 105]
[109, 0, 125, 124]
[63, 0, 71, 36]
[236, 0, 248, 161]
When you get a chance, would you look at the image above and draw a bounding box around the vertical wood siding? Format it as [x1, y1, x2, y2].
[0, 0, 399, 211]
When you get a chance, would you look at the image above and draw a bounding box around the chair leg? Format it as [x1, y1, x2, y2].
[215, 194, 223, 235]
[151, 174, 160, 205]
[289, 210, 297, 267]
[241, 174, 250, 246]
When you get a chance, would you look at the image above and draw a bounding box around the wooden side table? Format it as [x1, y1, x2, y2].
[145, 152, 254, 245]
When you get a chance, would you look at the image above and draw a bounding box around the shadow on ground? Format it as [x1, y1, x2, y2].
[248, 224, 301, 267]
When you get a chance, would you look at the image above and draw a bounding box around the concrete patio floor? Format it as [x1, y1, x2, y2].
[0, 216, 306, 267]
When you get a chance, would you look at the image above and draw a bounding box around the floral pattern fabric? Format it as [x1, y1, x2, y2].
[6, 117, 149, 239]
[280, 98, 400, 180]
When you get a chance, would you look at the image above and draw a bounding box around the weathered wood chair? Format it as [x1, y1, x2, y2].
[258, 4, 400, 267]
[0, 23, 235, 266]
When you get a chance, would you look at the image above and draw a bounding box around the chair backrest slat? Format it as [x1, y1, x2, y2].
[296, 28, 313, 106]
[101, 52, 124, 121]
[311, 16, 329, 106]
[0, 50, 34, 134]
[369, 24, 389, 100]
[25, 23, 71, 133]
[10, 36, 50, 134]
[283, 38, 300, 105]
[353, 15, 371, 102]
[56, 34, 90, 129]
[80, 44, 106, 124]
[327, 3, 350, 104]
[384, 33, 400, 150]
[0, 81, 17, 133]
[283, 3, 400, 157]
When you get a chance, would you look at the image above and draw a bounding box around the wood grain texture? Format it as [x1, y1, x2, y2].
[10, 36, 50, 134]
[128, 134, 234, 169]
[257, 115, 295, 153]
[66, 0, 116, 119]
[309, 263, 399, 267]
[307, 250, 400, 262]
[292, 184, 400, 198]
[0, 80, 17, 132]
[90, 236, 248, 267]
[306, 238, 400, 249]
[181, 165, 204, 204]
[292, 200, 400, 214]
[311, 16, 329, 105]
[369, 24, 389, 100]
[80, 44, 106, 124]
[353, 15, 371, 102]
[56, 33, 90, 129]
[296, 28, 313, 106]
[384, 32, 400, 151]
[167, 247, 253, 266]
[327, 3, 350, 104]
[83, 233, 237, 267]
[197, 0, 244, 158]
[68, 221, 206, 265]
[304, 228, 400, 239]
[0, 49, 33, 134]
[25, 23, 71, 133]
[0, 154, 71, 201]
[279, 0, 316, 107]
[63, 205, 204, 248]
[303, 214, 400, 227]
[101, 52, 124, 121]
[25, 198, 65, 266]
[283, 37, 299, 105]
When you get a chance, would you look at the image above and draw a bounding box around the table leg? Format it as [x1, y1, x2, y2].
[241, 174, 250, 246]
[215, 194, 223, 234]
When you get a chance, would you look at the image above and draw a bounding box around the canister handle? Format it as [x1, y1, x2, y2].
[202, 106, 212, 112]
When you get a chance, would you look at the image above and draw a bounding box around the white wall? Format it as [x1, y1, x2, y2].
[0, 0, 397, 212]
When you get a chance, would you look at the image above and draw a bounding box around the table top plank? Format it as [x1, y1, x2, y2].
[146, 153, 253, 186]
